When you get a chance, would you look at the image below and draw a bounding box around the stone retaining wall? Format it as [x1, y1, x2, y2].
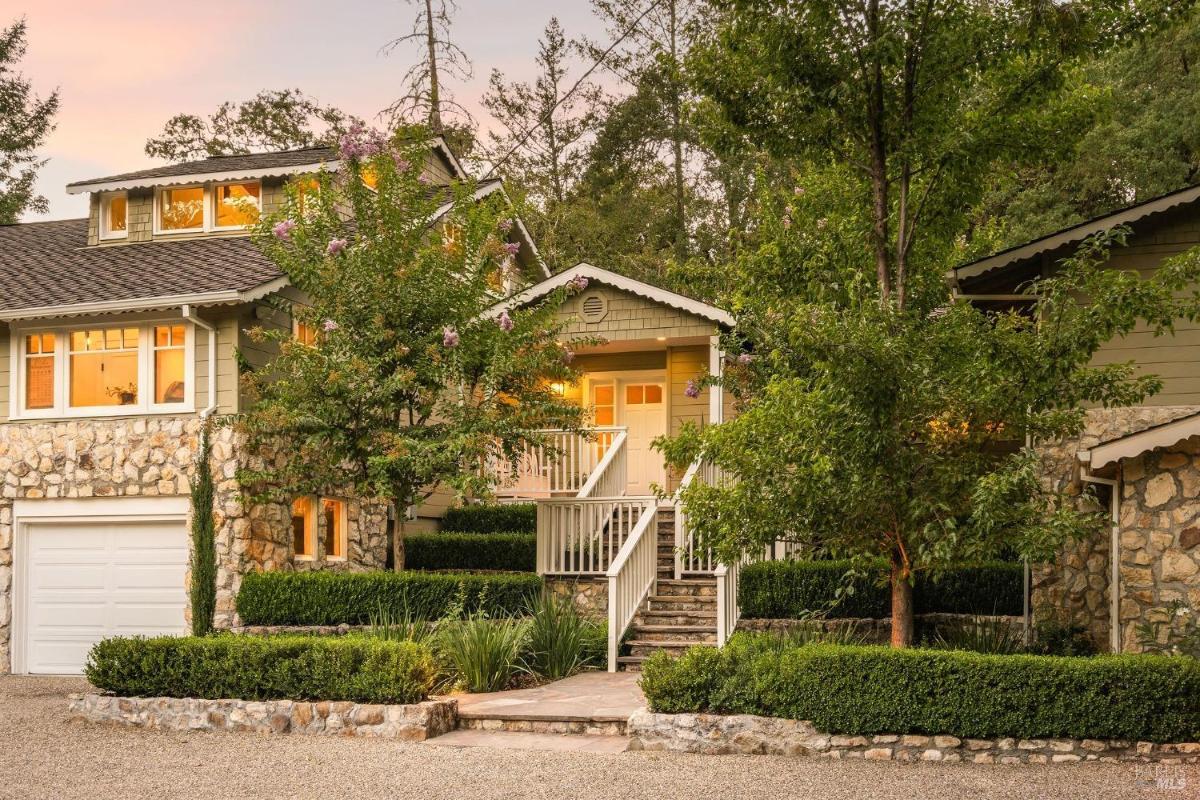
[627, 712, 1200, 764]
[738, 614, 1025, 643]
[69, 693, 457, 741]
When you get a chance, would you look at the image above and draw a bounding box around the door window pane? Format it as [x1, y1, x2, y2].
[592, 383, 615, 426]
[644, 385, 663, 404]
[625, 385, 645, 405]
[159, 186, 205, 230]
[214, 182, 261, 227]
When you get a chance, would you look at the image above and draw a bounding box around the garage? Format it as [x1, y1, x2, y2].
[15, 497, 190, 675]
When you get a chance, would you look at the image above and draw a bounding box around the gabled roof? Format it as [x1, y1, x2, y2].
[486, 263, 734, 326]
[952, 183, 1200, 284]
[1083, 410, 1200, 471]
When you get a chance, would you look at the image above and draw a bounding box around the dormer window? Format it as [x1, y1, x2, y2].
[214, 182, 261, 228]
[153, 181, 262, 234]
[99, 192, 127, 240]
[157, 186, 205, 232]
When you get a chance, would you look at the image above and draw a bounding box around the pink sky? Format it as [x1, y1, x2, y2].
[14, 0, 604, 220]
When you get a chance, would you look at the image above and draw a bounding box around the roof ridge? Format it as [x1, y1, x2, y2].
[0, 217, 88, 227]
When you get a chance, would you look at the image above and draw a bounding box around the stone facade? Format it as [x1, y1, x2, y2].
[1033, 406, 1200, 651]
[0, 416, 390, 673]
[69, 693, 457, 741]
[545, 576, 608, 618]
[627, 712, 1200, 764]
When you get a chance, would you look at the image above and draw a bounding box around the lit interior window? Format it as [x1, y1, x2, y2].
[69, 327, 139, 407]
[361, 167, 379, 191]
[295, 320, 318, 345]
[292, 497, 315, 558]
[322, 498, 347, 559]
[24, 332, 55, 410]
[154, 324, 186, 404]
[101, 194, 127, 238]
[592, 383, 615, 426]
[293, 177, 320, 216]
[214, 182, 261, 228]
[158, 186, 205, 231]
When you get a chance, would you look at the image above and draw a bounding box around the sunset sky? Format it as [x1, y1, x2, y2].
[14, 0, 602, 220]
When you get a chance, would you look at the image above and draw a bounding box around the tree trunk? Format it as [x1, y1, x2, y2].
[392, 500, 407, 572]
[865, 0, 891, 305]
[424, 0, 444, 135]
[890, 561, 915, 648]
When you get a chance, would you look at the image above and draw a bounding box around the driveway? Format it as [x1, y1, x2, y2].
[0, 676, 1193, 800]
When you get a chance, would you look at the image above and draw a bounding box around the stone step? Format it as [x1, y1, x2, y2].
[616, 655, 650, 671]
[457, 716, 627, 737]
[654, 579, 717, 597]
[627, 640, 717, 658]
[629, 625, 717, 643]
[646, 595, 716, 611]
[636, 610, 717, 626]
[426, 729, 630, 753]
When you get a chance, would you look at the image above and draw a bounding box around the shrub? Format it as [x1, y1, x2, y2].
[442, 503, 537, 534]
[639, 636, 1200, 742]
[189, 424, 216, 637]
[926, 616, 1024, 655]
[523, 592, 602, 680]
[236, 571, 543, 626]
[406, 532, 536, 572]
[438, 615, 529, 692]
[739, 560, 1023, 619]
[86, 635, 437, 704]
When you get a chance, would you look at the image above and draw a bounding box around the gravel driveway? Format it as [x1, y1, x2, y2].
[0, 676, 1193, 800]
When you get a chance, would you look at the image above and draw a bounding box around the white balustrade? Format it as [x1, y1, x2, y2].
[491, 428, 624, 499]
[536, 496, 655, 575]
[606, 503, 659, 671]
[714, 558, 743, 647]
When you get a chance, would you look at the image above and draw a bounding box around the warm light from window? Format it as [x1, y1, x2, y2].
[292, 497, 315, 558]
[593, 383, 615, 426]
[69, 327, 139, 407]
[214, 182, 261, 228]
[158, 186, 205, 231]
[323, 498, 347, 559]
[294, 177, 320, 215]
[24, 333, 55, 410]
[295, 320, 319, 345]
[101, 193, 127, 239]
[154, 325, 186, 404]
[361, 167, 379, 191]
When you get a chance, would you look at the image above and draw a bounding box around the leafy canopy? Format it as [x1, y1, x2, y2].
[0, 18, 58, 223]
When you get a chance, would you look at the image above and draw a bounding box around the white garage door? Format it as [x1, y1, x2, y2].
[21, 517, 188, 674]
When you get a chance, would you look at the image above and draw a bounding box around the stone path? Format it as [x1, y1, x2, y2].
[427, 729, 631, 753]
[452, 671, 644, 724]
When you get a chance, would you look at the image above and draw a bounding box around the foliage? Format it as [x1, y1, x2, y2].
[242, 129, 586, 568]
[367, 602, 436, 646]
[639, 636, 1200, 742]
[926, 616, 1025, 656]
[0, 19, 58, 223]
[188, 423, 217, 637]
[442, 503, 537, 533]
[437, 614, 529, 692]
[234, 570, 543, 626]
[1135, 601, 1200, 658]
[406, 532, 535, 572]
[144, 89, 350, 162]
[739, 560, 1024, 619]
[1029, 618, 1100, 658]
[765, 619, 871, 648]
[523, 592, 602, 680]
[86, 635, 437, 704]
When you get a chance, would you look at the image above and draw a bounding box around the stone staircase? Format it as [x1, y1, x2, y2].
[616, 507, 717, 671]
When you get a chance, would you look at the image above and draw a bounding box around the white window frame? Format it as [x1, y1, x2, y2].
[321, 497, 349, 562]
[9, 320, 196, 420]
[98, 191, 128, 240]
[210, 180, 262, 231]
[154, 184, 207, 235]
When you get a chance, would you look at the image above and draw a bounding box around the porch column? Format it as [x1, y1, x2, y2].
[708, 334, 724, 425]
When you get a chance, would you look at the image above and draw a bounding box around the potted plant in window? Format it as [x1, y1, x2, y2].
[107, 382, 138, 405]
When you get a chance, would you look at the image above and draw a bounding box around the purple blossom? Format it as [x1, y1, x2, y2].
[737, 352, 754, 365]
[684, 380, 700, 399]
[782, 213, 792, 230]
[322, 319, 339, 332]
[392, 153, 411, 172]
[326, 238, 348, 256]
[497, 310, 514, 332]
[418, 174, 432, 185]
[442, 326, 460, 348]
[272, 219, 298, 240]
[338, 121, 386, 160]
[794, 186, 805, 197]
[561, 347, 575, 364]
[498, 218, 514, 233]
[570, 275, 589, 292]
[502, 241, 521, 256]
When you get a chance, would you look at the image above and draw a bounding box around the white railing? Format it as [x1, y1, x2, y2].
[606, 503, 659, 671]
[491, 427, 624, 499]
[714, 558, 743, 646]
[536, 496, 656, 575]
[673, 458, 728, 577]
[577, 430, 628, 498]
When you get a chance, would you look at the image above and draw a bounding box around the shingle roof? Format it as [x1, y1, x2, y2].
[0, 219, 284, 317]
[66, 146, 340, 193]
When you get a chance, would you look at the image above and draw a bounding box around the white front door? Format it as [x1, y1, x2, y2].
[605, 380, 667, 495]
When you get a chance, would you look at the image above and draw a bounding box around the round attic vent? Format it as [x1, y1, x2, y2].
[579, 292, 608, 323]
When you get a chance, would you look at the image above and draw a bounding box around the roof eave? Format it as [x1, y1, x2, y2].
[0, 276, 290, 321]
[66, 162, 342, 195]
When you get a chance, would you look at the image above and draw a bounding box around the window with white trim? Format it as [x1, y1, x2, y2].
[99, 192, 127, 240]
[213, 182, 261, 228]
[157, 186, 205, 232]
[154, 181, 262, 234]
[13, 322, 193, 418]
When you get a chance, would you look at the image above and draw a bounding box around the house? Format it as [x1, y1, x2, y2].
[949, 185, 1200, 653]
[0, 139, 550, 675]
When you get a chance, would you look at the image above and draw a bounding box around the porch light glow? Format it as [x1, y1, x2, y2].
[550, 382, 566, 395]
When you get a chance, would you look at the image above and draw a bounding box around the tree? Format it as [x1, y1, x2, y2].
[242, 127, 586, 569]
[145, 89, 349, 161]
[0, 18, 58, 223]
[661, 212, 1200, 647]
[689, 0, 1186, 311]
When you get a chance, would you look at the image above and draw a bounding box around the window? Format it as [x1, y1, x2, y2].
[292, 497, 316, 559]
[157, 186, 205, 232]
[592, 383, 615, 426]
[361, 167, 379, 191]
[293, 177, 321, 216]
[99, 193, 127, 239]
[69, 327, 139, 407]
[625, 384, 663, 405]
[213, 182, 261, 228]
[23, 333, 55, 409]
[322, 498, 347, 560]
[154, 325, 186, 404]
[293, 318, 319, 345]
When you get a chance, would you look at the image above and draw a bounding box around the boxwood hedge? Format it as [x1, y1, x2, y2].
[639, 636, 1200, 742]
[441, 503, 537, 534]
[236, 570, 543, 626]
[86, 635, 437, 704]
[406, 532, 536, 572]
[739, 559, 1023, 619]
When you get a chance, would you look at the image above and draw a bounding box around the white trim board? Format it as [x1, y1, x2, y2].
[1084, 412, 1200, 470]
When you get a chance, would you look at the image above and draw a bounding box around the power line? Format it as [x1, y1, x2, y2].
[481, 0, 667, 181]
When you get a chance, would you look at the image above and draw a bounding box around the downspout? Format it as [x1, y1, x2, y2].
[182, 305, 218, 420]
[1081, 470, 1122, 653]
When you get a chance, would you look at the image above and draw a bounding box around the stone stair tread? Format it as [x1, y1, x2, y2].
[631, 624, 716, 633]
[625, 639, 717, 648]
[425, 730, 630, 753]
[648, 594, 716, 603]
[656, 579, 717, 586]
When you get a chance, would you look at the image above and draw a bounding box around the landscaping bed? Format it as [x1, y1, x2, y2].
[441, 503, 536, 534]
[405, 532, 536, 572]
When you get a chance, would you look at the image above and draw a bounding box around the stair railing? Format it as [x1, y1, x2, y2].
[605, 503, 659, 671]
[536, 497, 655, 575]
[576, 429, 628, 499]
[491, 427, 625, 499]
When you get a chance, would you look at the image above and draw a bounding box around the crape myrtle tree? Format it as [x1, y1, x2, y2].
[242, 126, 586, 569]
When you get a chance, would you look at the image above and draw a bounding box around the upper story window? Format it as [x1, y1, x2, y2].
[154, 181, 262, 234]
[214, 182, 261, 228]
[13, 322, 193, 419]
[293, 177, 321, 216]
[99, 193, 127, 240]
[157, 186, 205, 232]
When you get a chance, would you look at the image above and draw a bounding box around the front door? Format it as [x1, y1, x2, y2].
[592, 380, 666, 495]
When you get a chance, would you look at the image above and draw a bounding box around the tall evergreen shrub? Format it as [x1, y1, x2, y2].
[189, 421, 217, 636]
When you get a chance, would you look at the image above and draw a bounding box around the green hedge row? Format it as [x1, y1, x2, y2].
[441, 503, 536, 534]
[640, 636, 1200, 742]
[406, 532, 536, 572]
[739, 560, 1023, 619]
[86, 635, 436, 704]
[236, 570, 544, 626]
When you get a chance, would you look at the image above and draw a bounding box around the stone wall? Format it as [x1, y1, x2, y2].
[70, 693, 457, 741]
[627, 711, 1200, 764]
[545, 576, 608, 618]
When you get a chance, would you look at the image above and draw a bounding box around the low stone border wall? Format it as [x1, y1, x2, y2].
[229, 624, 373, 636]
[738, 613, 1024, 644]
[627, 712, 1200, 764]
[69, 693, 457, 741]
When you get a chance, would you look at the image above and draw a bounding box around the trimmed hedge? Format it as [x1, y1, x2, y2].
[441, 503, 537, 534]
[739, 560, 1023, 619]
[86, 635, 436, 704]
[639, 636, 1200, 742]
[406, 532, 536, 572]
[236, 570, 544, 626]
